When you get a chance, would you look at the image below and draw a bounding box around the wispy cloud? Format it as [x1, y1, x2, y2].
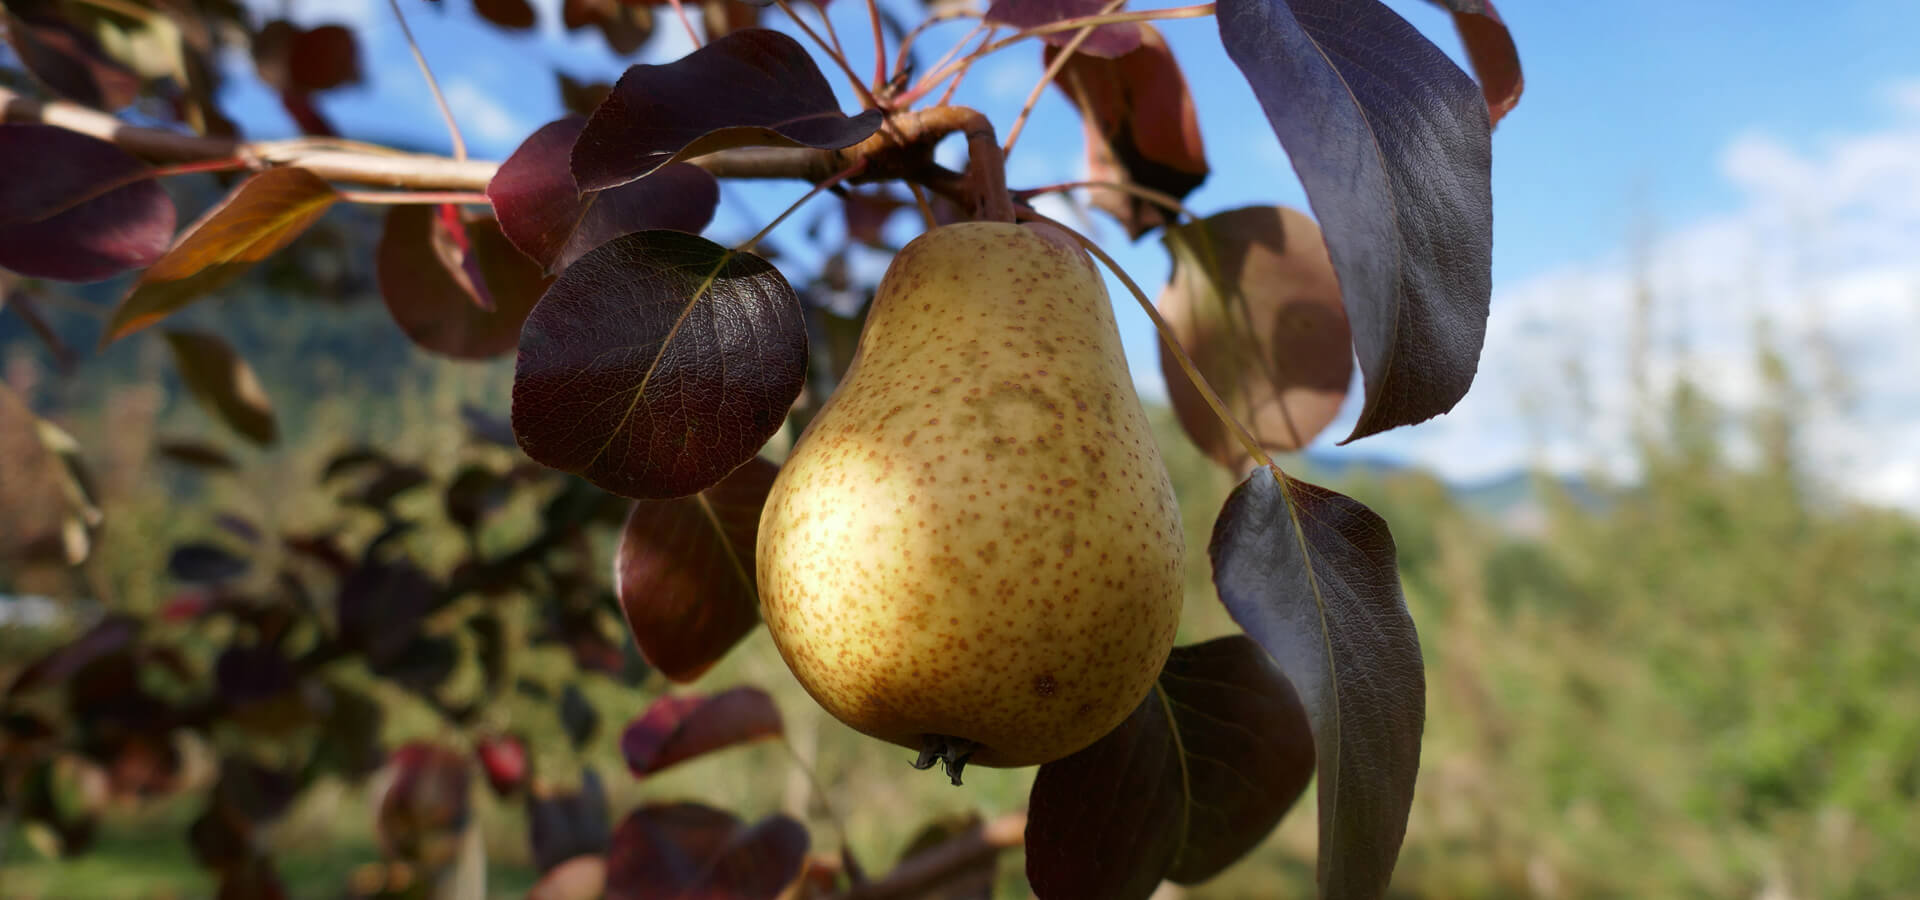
[441, 78, 528, 146]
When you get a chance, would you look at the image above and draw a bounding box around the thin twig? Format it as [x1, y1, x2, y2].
[893, 7, 983, 85]
[338, 190, 493, 205]
[907, 182, 938, 229]
[738, 158, 869, 254]
[1001, 0, 1124, 158]
[774, 0, 881, 110]
[1015, 179, 1200, 224]
[934, 26, 997, 107]
[900, 3, 1215, 106]
[863, 0, 889, 94]
[386, 0, 466, 161]
[665, 0, 703, 47]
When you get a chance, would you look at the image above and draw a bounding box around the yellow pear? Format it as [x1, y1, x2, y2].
[757, 221, 1184, 780]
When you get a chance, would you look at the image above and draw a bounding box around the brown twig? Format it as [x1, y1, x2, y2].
[833, 812, 1026, 900]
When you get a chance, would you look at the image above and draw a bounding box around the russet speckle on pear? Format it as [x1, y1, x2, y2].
[756, 221, 1185, 776]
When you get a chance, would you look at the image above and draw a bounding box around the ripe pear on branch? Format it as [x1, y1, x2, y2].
[757, 220, 1185, 783]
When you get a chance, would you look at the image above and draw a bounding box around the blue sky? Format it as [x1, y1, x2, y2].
[232, 0, 1920, 509]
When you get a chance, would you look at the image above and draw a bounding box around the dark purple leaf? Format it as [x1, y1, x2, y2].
[985, 0, 1142, 58]
[511, 231, 807, 500]
[1046, 26, 1207, 238]
[475, 0, 538, 30]
[168, 542, 250, 583]
[7, 616, 139, 696]
[2, 10, 140, 109]
[104, 168, 338, 343]
[1209, 469, 1423, 899]
[376, 206, 550, 360]
[213, 645, 298, 710]
[1025, 636, 1314, 897]
[214, 513, 263, 544]
[492, 117, 719, 272]
[529, 769, 613, 873]
[320, 445, 391, 482]
[1157, 206, 1351, 465]
[444, 464, 513, 532]
[163, 330, 278, 445]
[615, 456, 775, 680]
[620, 687, 782, 777]
[562, 0, 653, 55]
[0, 124, 174, 282]
[572, 29, 882, 192]
[336, 559, 435, 666]
[559, 682, 600, 750]
[604, 803, 808, 900]
[373, 635, 460, 693]
[1423, 0, 1522, 126]
[1217, 0, 1492, 441]
[156, 439, 238, 471]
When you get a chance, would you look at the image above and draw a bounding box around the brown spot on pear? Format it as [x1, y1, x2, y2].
[757, 222, 1184, 772]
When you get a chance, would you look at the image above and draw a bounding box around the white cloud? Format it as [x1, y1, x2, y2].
[1385, 79, 1920, 512]
[441, 78, 527, 145]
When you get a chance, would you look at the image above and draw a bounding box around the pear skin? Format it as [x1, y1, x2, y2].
[757, 221, 1184, 774]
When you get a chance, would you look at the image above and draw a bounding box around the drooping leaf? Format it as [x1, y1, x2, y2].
[2, 10, 140, 109]
[615, 456, 776, 680]
[167, 541, 250, 583]
[1209, 469, 1423, 899]
[155, 439, 238, 471]
[620, 687, 782, 777]
[604, 803, 808, 900]
[376, 205, 550, 360]
[1157, 206, 1351, 466]
[1025, 636, 1314, 898]
[560, 683, 600, 750]
[1423, 0, 1522, 126]
[0, 383, 103, 565]
[475, 0, 538, 30]
[985, 0, 1142, 58]
[163, 330, 278, 445]
[1217, 0, 1491, 441]
[490, 116, 719, 272]
[1047, 25, 1207, 238]
[571, 29, 882, 192]
[528, 769, 613, 873]
[104, 167, 338, 343]
[511, 230, 808, 500]
[0, 124, 175, 281]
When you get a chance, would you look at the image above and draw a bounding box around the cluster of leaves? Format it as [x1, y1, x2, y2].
[2, 0, 1524, 895]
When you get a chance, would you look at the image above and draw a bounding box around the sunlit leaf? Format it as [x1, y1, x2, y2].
[491, 116, 719, 272]
[986, 0, 1142, 58]
[604, 803, 808, 900]
[1047, 26, 1206, 238]
[620, 688, 782, 777]
[1026, 636, 1314, 898]
[1209, 468, 1423, 899]
[104, 168, 338, 343]
[1158, 206, 1351, 465]
[1217, 0, 1492, 440]
[615, 456, 776, 680]
[0, 124, 174, 282]
[511, 231, 807, 500]
[163, 330, 278, 445]
[1423, 0, 1522, 126]
[572, 29, 882, 192]
[376, 205, 550, 360]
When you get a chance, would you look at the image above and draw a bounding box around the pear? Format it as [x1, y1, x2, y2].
[757, 221, 1184, 780]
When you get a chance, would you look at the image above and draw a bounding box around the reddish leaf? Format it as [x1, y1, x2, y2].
[605, 803, 808, 900]
[562, 0, 653, 55]
[376, 206, 550, 359]
[621, 688, 782, 777]
[1209, 469, 1423, 898]
[1424, 0, 1522, 126]
[490, 117, 719, 272]
[1026, 636, 1314, 898]
[476, 734, 529, 796]
[0, 124, 175, 282]
[572, 29, 882, 192]
[155, 439, 238, 471]
[104, 168, 338, 343]
[528, 769, 613, 872]
[511, 231, 807, 500]
[1157, 206, 1351, 465]
[476, 0, 538, 30]
[697, 0, 760, 40]
[163, 330, 278, 445]
[254, 21, 362, 92]
[985, 0, 1141, 58]
[615, 456, 776, 680]
[1047, 26, 1206, 238]
[2, 10, 140, 109]
[1217, 0, 1491, 440]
